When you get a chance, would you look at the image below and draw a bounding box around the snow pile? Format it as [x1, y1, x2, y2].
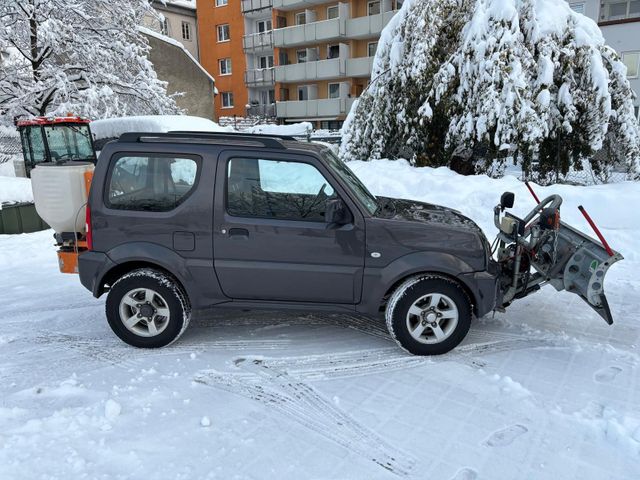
[90, 115, 231, 140]
[242, 122, 313, 136]
[0, 176, 33, 204]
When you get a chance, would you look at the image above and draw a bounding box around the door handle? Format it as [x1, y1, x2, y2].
[228, 227, 249, 238]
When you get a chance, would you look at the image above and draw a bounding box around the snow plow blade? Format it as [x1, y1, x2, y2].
[546, 222, 623, 325]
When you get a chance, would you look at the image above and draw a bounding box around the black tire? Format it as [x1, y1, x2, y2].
[385, 275, 472, 355]
[105, 268, 191, 348]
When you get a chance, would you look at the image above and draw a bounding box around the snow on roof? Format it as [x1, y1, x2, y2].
[90, 115, 233, 140]
[138, 26, 216, 88]
[162, 0, 196, 10]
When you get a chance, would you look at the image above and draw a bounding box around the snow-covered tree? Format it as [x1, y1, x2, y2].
[0, 0, 180, 124]
[341, 0, 640, 179]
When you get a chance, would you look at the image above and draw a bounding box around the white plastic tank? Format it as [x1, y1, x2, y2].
[31, 162, 94, 234]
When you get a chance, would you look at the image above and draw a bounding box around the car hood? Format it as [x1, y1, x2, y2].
[374, 196, 483, 234]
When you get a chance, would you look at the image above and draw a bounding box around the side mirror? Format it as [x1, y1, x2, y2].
[325, 198, 352, 225]
[500, 192, 515, 210]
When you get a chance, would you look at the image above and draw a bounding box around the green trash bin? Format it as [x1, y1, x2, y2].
[0, 202, 49, 234]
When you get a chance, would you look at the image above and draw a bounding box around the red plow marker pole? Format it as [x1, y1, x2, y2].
[524, 181, 541, 204]
[578, 205, 615, 257]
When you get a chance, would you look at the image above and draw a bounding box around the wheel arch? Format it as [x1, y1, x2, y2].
[98, 261, 188, 298]
[358, 251, 485, 317]
[381, 271, 477, 315]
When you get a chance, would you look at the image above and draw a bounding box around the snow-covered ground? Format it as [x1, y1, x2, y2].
[0, 161, 638, 479]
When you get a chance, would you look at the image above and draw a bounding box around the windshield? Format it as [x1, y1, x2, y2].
[43, 124, 95, 161]
[323, 149, 378, 215]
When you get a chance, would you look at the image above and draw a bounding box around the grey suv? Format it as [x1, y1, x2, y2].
[78, 132, 502, 355]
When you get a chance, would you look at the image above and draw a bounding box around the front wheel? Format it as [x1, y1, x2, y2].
[105, 268, 191, 348]
[385, 275, 472, 355]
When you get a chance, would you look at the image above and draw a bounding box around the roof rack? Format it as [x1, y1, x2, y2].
[117, 131, 292, 149]
[169, 130, 299, 141]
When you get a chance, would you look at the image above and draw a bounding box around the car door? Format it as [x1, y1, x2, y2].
[213, 150, 365, 304]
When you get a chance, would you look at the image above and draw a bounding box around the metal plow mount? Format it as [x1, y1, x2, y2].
[543, 221, 623, 325]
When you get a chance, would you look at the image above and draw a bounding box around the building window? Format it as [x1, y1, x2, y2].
[181, 22, 191, 41]
[295, 12, 306, 25]
[622, 52, 640, 78]
[216, 0, 228, 6]
[320, 120, 343, 130]
[217, 24, 230, 42]
[219, 58, 232, 75]
[297, 49, 307, 63]
[570, 2, 585, 14]
[368, 0, 381, 15]
[328, 83, 340, 99]
[600, 0, 640, 21]
[297, 86, 309, 101]
[635, 105, 640, 120]
[161, 17, 169, 35]
[368, 41, 378, 57]
[327, 44, 340, 59]
[327, 5, 339, 19]
[221, 92, 234, 108]
[256, 19, 272, 33]
[258, 55, 274, 69]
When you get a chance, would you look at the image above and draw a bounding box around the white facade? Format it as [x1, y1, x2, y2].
[568, 0, 640, 120]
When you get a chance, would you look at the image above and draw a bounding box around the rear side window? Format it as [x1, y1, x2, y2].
[107, 155, 198, 211]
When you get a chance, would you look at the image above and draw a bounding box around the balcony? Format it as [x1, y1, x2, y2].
[244, 68, 276, 87]
[276, 97, 356, 119]
[273, 17, 346, 48]
[275, 57, 346, 83]
[346, 56, 374, 78]
[241, 0, 272, 14]
[272, 0, 328, 10]
[247, 104, 276, 118]
[346, 9, 398, 39]
[243, 31, 273, 52]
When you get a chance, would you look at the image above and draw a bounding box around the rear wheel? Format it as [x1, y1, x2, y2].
[105, 268, 191, 348]
[385, 275, 472, 355]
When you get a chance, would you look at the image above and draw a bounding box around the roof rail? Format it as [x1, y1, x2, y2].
[117, 131, 290, 149]
[169, 130, 299, 141]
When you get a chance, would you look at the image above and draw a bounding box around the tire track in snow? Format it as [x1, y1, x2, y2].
[194, 359, 416, 477]
[251, 335, 557, 381]
[22, 334, 292, 373]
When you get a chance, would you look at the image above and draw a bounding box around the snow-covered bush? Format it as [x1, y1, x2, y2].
[340, 0, 640, 180]
[0, 0, 179, 123]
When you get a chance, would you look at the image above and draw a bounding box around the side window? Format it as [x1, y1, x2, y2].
[108, 155, 198, 211]
[227, 158, 336, 221]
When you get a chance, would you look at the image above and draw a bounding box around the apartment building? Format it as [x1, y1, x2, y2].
[197, 0, 402, 126]
[143, 1, 200, 60]
[568, 0, 640, 121]
[198, 0, 249, 118]
[271, 0, 402, 129]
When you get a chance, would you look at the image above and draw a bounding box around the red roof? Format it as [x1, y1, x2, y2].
[16, 116, 90, 127]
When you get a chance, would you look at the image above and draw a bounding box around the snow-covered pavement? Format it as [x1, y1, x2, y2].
[1, 161, 639, 479]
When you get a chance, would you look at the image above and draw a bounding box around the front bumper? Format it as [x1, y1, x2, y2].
[459, 265, 500, 317]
